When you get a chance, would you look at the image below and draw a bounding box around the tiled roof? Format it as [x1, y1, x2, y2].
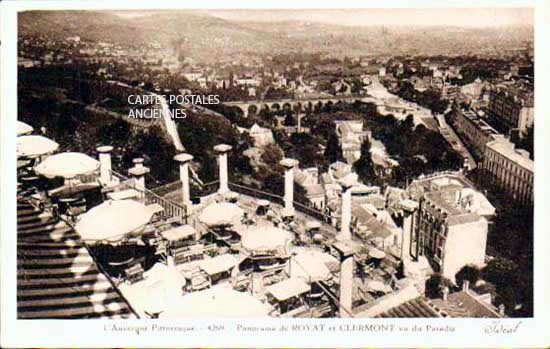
[486, 138, 533, 172]
[375, 297, 442, 318]
[431, 291, 502, 318]
[447, 213, 482, 226]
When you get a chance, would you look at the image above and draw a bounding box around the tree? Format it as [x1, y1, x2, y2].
[283, 114, 295, 126]
[260, 143, 284, 169]
[455, 264, 481, 288]
[324, 129, 343, 164]
[425, 274, 454, 299]
[353, 137, 376, 184]
[482, 257, 519, 287]
[518, 124, 534, 160]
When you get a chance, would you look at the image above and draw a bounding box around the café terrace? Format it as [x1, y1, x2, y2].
[16, 120, 430, 319]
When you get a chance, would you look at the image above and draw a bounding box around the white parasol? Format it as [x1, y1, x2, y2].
[17, 121, 33, 136]
[35, 152, 100, 179]
[290, 250, 336, 282]
[119, 263, 187, 316]
[75, 199, 153, 241]
[198, 202, 244, 226]
[159, 286, 271, 318]
[17, 135, 59, 158]
[241, 226, 292, 254]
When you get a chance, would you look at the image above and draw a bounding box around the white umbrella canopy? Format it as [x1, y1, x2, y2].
[17, 135, 59, 158]
[119, 263, 187, 316]
[75, 199, 154, 241]
[241, 226, 292, 253]
[35, 152, 100, 179]
[290, 250, 335, 282]
[198, 202, 244, 226]
[17, 121, 33, 136]
[159, 286, 271, 318]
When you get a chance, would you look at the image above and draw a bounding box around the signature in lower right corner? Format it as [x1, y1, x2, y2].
[483, 320, 522, 335]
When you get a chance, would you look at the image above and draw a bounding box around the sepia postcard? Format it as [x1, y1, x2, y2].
[1, 0, 548, 347]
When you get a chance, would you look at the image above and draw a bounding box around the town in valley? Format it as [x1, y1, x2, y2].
[16, 9, 534, 320]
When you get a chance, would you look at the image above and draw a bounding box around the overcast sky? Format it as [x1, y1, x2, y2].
[202, 8, 532, 28]
[110, 8, 533, 28]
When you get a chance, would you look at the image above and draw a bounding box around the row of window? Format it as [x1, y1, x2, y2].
[483, 157, 533, 203]
[484, 149, 532, 181]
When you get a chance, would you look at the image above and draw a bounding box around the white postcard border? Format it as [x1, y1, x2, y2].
[1, 0, 549, 348]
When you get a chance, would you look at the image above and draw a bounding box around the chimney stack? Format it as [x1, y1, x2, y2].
[462, 279, 470, 293]
[442, 286, 449, 301]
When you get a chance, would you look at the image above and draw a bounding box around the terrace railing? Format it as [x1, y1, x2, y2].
[110, 170, 187, 224]
[148, 178, 339, 237]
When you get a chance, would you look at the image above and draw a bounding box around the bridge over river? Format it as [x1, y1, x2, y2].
[223, 94, 381, 118]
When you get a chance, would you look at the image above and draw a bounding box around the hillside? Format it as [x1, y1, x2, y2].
[19, 10, 533, 61]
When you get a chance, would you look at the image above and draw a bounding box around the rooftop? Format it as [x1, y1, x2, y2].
[431, 291, 502, 318]
[459, 109, 501, 138]
[486, 138, 534, 172]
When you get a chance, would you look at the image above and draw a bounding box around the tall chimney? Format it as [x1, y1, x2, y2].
[462, 279, 470, 293]
[442, 286, 449, 301]
[96, 145, 113, 185]
[214, 144, 232, 195]
[279, 158, 299, 217]
[174, 153, 193, 208]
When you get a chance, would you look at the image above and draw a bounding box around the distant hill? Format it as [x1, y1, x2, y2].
[19, 10, 533, 61]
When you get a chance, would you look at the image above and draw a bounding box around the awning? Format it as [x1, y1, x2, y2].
[159, 286, 271, 318]
[160, 225, 197, 242]
[47, 182, 101, 198]
[305, 220, 321, 230]
[17, 135, 59, 158]
[199, 254, 238, 275]
[266, 277, 310, 301]
[35, 152, 100, 179]
[369, 248, 386, 259]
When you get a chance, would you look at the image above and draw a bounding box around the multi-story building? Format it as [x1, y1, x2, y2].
[406, 174, 495, 283]
[487, 82, 534, 136]
[449, 108, 503, 161]
[439, 84, 459, 100]
[334, 120, 369, 164]
[416, 190, 488, 282]
[482, 138, 534, 204]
